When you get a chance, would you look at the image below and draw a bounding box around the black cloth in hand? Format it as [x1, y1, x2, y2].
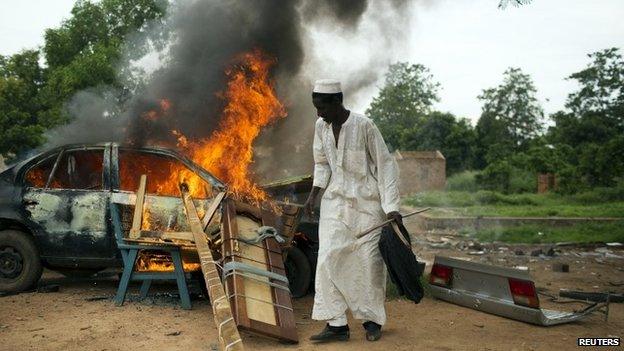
[378, 222, 424, 304]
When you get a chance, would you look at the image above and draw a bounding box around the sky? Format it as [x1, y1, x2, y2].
[1, 0, 623, 123]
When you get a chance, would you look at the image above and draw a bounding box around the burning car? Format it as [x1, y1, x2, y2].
[0, 142, 316, 295]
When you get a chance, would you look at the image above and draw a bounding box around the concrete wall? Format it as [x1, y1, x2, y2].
[395, 150, 446, 195]
[414, 214, 622, 231]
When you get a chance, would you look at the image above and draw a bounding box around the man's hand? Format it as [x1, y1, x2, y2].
[304, 186, 322, 219]
[304, 195, 315, 218]
[386, 211, 403, 225]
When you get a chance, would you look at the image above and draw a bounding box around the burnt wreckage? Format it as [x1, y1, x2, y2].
[0, 142, 318, 297]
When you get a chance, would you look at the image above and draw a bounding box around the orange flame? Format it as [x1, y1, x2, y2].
[136, 251, 201, 272]
[178, 49, 286, 202]
[123, 50, 284, 203]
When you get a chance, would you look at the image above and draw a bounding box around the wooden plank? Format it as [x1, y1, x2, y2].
[180, 188, 244, 351]
[222, 200, 251, 329]
[122, 237, 195, 248]
[138, 230, 195, 242]
[236, 215, 277, 326]
[261, 209, 298, 343]
[129, 174, 147, 239]
[202, 192, 226, 231]
[221, 200, 298, 344]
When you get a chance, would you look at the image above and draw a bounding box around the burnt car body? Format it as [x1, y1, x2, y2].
[0, 143, 319, 295]
[0, 142, 227, 292]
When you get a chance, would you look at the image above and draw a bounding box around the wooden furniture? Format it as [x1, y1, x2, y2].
[180, 186, 244, 351]
[221, 199, 298, 344]
[111, 175, 192, 310]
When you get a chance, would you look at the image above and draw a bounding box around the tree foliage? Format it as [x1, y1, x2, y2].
[401, 111, 476, 175]
[367, 63, 477, 175]
[366, 62, 440, 150]
[547, 48, 624, 189]
[475, 67, 544, 168]
[0, 0, 166, 159]
[0, 50, 46, 156]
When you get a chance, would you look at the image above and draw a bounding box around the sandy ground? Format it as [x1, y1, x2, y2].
[1, 224, 623, 351]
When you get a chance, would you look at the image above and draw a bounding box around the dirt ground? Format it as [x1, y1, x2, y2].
[1, 218, 623, 351]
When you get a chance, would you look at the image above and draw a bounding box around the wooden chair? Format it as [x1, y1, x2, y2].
[110, 175, 192, 310]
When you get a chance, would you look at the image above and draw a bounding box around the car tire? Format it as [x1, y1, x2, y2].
[0, 230, 43, 292]
[284, 246, 311, 298]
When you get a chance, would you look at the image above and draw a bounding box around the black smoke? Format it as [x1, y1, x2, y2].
[48, 0, 415, 180]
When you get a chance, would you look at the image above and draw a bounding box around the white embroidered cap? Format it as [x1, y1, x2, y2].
[313, 79, 342, 94]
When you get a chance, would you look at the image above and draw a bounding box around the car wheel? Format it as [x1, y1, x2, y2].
[0, 230, 43, 292]
[284, 246, 311, 298]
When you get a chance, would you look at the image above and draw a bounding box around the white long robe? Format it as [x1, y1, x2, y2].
[311, 112, 401, 326]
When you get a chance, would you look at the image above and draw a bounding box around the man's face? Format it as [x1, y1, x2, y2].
[312, 97, 337, 124]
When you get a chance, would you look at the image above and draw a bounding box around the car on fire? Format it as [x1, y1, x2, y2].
[0, 143, 317, 296]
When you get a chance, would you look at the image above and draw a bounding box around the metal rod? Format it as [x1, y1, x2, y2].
[273, 200, 305, 208]
[355, 208, 430, 239]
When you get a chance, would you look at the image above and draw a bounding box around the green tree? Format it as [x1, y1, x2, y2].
[0, 50, 46, 157]
[367, 62, 440, 150]
[401, 111, 476, 175]
[39, 0, 167, 126]
[475, 67, 544, 168]
[0, 0, 166, 158]
[548, 48, 624, 188]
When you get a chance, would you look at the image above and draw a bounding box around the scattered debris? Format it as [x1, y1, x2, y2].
[546, 247, 556, 257]
[559, 290, 624, 303]
[165, 331, 182, 336]
[605, 253, 624, 259]
[552, 263, 570, 273]
[468, 243, 484, 251]
[80, 326, 92, 331]
[606, 242, 623, 247]
[530, 249, 543, 257]
[28, 328, 44, 332]
[514, 249, 525, 256]
[468, 251, 485, 255]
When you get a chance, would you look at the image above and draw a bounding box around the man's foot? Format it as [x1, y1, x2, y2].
[309, 324, 350, 342]
[363, 321, 382, 341]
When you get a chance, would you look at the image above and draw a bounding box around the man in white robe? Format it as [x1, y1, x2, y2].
[304, 79, 402, 342]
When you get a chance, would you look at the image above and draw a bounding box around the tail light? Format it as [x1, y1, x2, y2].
[429, 264, 453, 287]
[508, 278, 539, 308]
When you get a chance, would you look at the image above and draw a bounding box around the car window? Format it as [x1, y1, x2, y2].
[24, 153, 59, 188]
[118, 150, 213, 198]
[48, 149, 104, 190]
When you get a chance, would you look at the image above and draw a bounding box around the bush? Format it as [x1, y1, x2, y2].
[570, 181, 624, 204]
[446, 171, 479, 192]
[476, 160, 535, 194]
[474, 191, 537, 205]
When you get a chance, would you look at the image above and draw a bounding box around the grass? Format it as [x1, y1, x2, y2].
[462, 221, 624, 244]
[404, 190, 624, 218]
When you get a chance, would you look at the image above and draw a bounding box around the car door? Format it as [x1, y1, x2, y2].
[21, 146, 113, 262]
[111, 146, 215, 235]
